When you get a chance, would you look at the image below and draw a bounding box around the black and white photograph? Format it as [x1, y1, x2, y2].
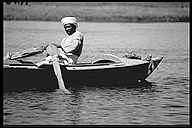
[3, 2, 189, 126]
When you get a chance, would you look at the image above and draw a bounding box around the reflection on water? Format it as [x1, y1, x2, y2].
[3, 80, 189, 125]
[3, 83, 151, 125]
[3, 21, 189, 125]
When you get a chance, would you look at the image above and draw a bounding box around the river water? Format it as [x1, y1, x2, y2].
[3, 21, 189, 125]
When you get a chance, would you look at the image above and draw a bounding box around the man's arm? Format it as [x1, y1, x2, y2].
[50, 43, 62, 48]
[63, 39, 79, 53]
[61, 32, 83, 54]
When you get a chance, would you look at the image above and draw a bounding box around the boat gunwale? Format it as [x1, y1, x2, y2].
[3, 57, 164, 71]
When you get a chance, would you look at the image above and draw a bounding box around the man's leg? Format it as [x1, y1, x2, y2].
[45, 44, 71, 94]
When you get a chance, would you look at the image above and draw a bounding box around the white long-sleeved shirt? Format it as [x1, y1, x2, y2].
[61, 31, 84, 57]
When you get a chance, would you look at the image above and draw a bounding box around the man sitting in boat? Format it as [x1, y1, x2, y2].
[52, 17, 84, 64]
[37, 16, 84, 66]
[3, 17, 84, 93]
[4, 16, 84, 66]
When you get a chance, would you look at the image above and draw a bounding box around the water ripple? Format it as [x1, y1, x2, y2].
[3, 22, 189, 125]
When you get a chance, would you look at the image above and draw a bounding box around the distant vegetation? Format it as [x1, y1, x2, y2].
[3, 2, 189, 22]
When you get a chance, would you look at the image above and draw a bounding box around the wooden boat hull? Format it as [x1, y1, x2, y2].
[3, 57, 163, 90]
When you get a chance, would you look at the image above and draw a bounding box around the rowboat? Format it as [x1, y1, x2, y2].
[3, 54, 163, 91]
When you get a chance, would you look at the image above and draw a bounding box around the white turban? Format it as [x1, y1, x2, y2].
[61, 17, 78, 28]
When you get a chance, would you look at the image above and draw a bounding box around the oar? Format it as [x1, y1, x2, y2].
[46, 45, 71, 94]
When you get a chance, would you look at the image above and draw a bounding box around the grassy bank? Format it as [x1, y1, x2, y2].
[3, 2, 190, 22]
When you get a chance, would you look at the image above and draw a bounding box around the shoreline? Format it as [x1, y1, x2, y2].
[3, 2, 189, 23]
[4, 15, 189, 23]
[3, 20, 189, 23]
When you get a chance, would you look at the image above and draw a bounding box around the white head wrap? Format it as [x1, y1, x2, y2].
[61, 17, 78, 28]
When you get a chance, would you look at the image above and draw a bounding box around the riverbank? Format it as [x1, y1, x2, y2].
[3, 2, 189, 22]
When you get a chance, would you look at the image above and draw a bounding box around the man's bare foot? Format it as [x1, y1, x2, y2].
[62, 89, 72, 94]
[4, 52, 11, 60]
